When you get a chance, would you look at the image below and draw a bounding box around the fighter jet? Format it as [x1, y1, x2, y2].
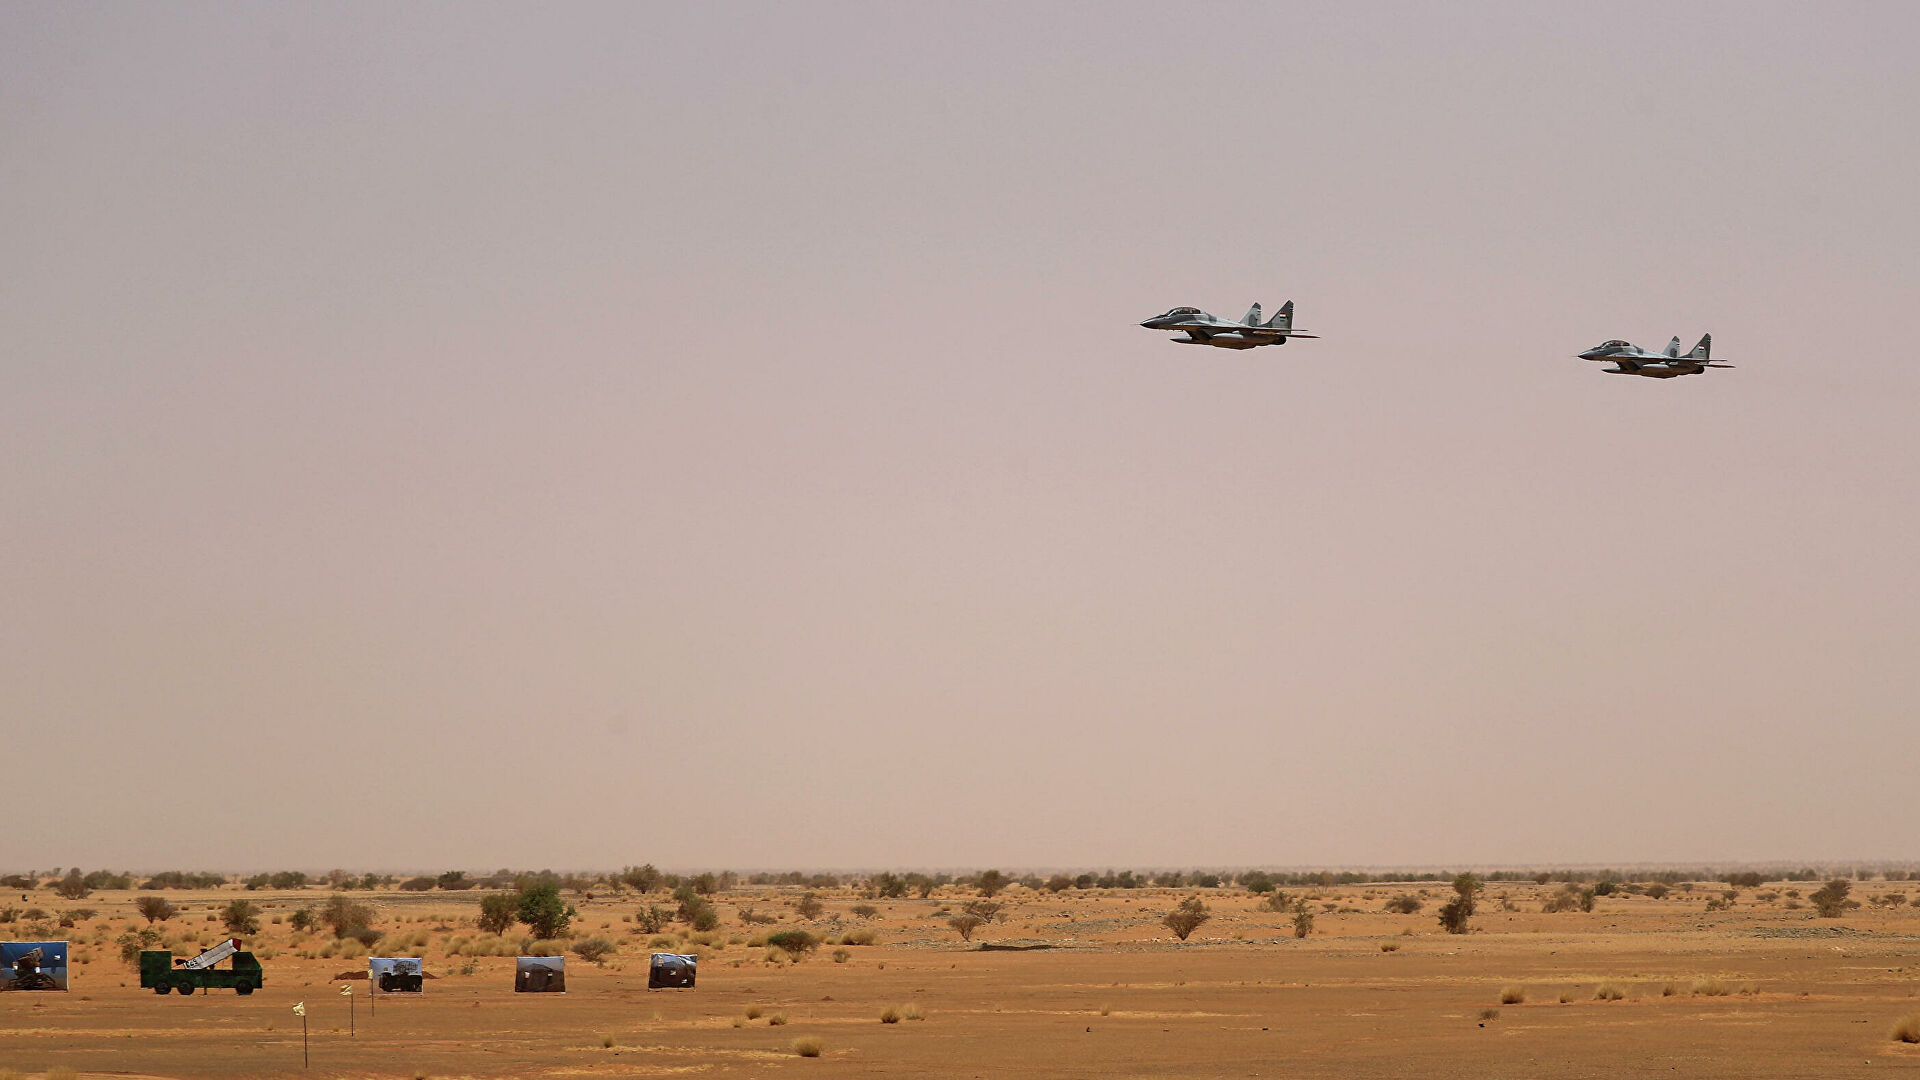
[1578, 334, 1732, 378]
[1139, 301, 1319, 350]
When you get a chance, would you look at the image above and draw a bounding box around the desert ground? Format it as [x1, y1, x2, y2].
[4, 878, 1920, 1079]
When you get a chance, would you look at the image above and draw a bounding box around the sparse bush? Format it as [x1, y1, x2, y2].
[850, 904, 880, 919]
[1162, 896, 1210, 941]
[1380, 941, 1400, 952]
[1542, 884, 1594, 913]
[745, 1004, 763, 1019]
[54, 869, 90, 900]
[1692, 978, 1732, 996]
[1811, 879, 1854, 918]
[1660, 981, 1680, 997]
[222, 899, 261, 936]
[880, 1005, 901, 1023]
[399, 876, 436, 892]
[1242, 871, 1275, 895]
[1479, 1008, 1500, 1021]
[902, 1003, 924, 1020]
[322, 895, 377, 939]
[288, 906, 317, 932]
[1594, 982, 1626, 1001]
[794, 892, 824, 920]
[517, 882, 573, 939]
[1892, 1014, 1920, 1043]
[116, 928, 162, 965]
[478, 893, 517, 935]
[635, 905, 670, 934]
[768, 1012, 789, 1026]
[832, 948, 850, 963]
[976, 870, 1008, 897]
[1384, 895, 1422, 914]
[1292, 901, 1315, 939]
[1437, 896, 1472, 935]
[1645, 884, 1670, 899]
[136, 896, 177, 924]
[946, 913, 985, 941]
[961, 899, 1003, 924]
[766, 929, 819, 958]
[1499, 985, 1526, 1004]
[841, 928, 877, 946]
[572, 937, 617, 965]
[791, 1035, 823, 1057]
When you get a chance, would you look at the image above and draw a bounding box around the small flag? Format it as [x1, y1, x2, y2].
[292, 1002, 305, 1016]
[340, 985, 352, 996]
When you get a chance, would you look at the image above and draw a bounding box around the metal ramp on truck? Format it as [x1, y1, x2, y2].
[181, 938, 241, 970]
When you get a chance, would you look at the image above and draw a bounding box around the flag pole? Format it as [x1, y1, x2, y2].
[293, 1001, 308, 1068]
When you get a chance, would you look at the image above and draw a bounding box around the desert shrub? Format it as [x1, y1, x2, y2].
[143, 871, 224, 890]
[745, 1004, 764, 1019]
[572, 937, 617, 965]
[841, 928, 877, 946]
[222, 900, 261, 936]
[478, 892, 517, 935]
[1594, 982, 1626, 1001]
[1691, 978, 1732, 996]
[768, 1012, 789, 1026]
[399, 876, 436, 892]
[1645, 883, 1670, 899]
[902, 1003, 925, 1020]
[1262, 890, 1293, 913]
[1542, 884, 1587, 913]
[1892, 1014, 1920, 1044]
[832, 948, 850, 963]
[961, 899, 1003, 923]
[1044, 874, 1074, 893]
[865, 872, 909, 899]
[1499, 985, 1526, 1004]
[631, 904, 669, 934]
[1724, 871, 1765, 888]
[1162, 896, 1211, 941]
[1811, 879, 1855, 918]
[946, 914, 985, 941]
[791, 1036, 822, 1057]
[345, 925, 381, 947]
[850, 904, 880, 919]
[1242, 871, 1276, 895]
[54, 869, 90, 900]
[794, 893, 824, 920]
[735, 905, 774, 926]
[136, 896, 177, 924]
[976, 870, 1008, 897]
[322, 895, 377, 939]
[1558, 989, 1574, 1003]
[517, 882, 573, 939]
[116, 928, 162, 965]
[1479, 1008, 1500, 1021]
[880, 1005, 901, 1023]
[1384, 895, 1422, 914]
[1660, 981, 1680, 996]
[766, 929, 819, 957]
[289, 906, 317, 932]
[1451, 873, 1483, 913]
[1291, 901, 1315, 939]
[1379, 941, 1400, 952]
[82, 870, 133, 891]
[649, 934, 677, 948]
[1436, 896, 1472, 935]
[437, 871, 472, 891]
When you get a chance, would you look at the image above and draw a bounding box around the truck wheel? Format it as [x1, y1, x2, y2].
[177, 982, 195, 995]
[155, 984, 171, 995]
[236, 983, 254, 995]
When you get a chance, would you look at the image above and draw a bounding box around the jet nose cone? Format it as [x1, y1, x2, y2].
[1577, 349, 1602, 361]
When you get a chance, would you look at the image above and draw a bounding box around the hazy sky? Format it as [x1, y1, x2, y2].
[5, 2, 1918, 874]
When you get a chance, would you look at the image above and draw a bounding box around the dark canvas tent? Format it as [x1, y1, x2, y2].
[648, 952, 696, 989]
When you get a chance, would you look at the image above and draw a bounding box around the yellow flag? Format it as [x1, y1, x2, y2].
[292, 1002, 305, 1016]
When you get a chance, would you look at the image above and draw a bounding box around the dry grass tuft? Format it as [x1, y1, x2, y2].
[1594, 982, 1626, 1001]
[1692, 978, 1733, 997]
[902, 1003, 925, 1021]
[1499, 985, 1526, 1005]
[1558, 990, 1575, 1004]
[768, 1012, 789, 1026]
[1478, 1008, 1500, 1021]
[1380, 942, 1400, 952]
[600, 1035, 615, 1048]
[880, 1005, 901, 1024]
[1892, 1014, 1920, 1043]
[1660, 981, 1680, 997]
[745, 1004, 763, 1020]
[791, 1036, 824, 1057]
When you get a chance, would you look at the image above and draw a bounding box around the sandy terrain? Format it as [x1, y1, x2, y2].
[3, 881, 1918, 1078]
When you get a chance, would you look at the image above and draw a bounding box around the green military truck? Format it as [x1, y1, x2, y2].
[141, 938, 263, 996]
